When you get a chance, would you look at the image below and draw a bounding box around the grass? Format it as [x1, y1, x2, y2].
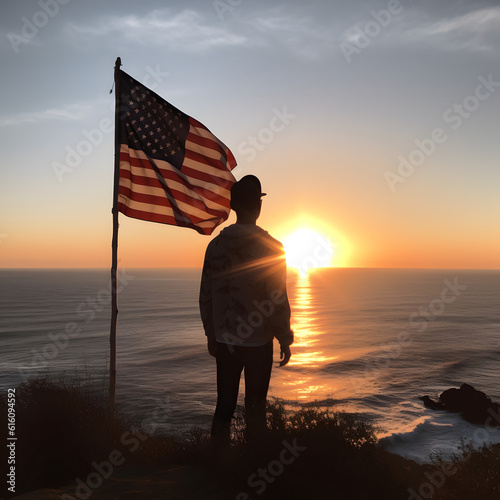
[1, 378, 499, 499]
[429, 440, 500, 499]
[2, 378, 131, 493]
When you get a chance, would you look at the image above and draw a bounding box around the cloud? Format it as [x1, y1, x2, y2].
[402, 5, 500, 52]
[0, 103, 92, 127]
[65, 5, 340, 61]
[245, 11, 339, 60]
[65, 9, 249, 52]
[243, 3, 499, 61]
[337, 4, 500, 54]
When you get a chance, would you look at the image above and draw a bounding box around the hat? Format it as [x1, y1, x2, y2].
[230, 175, 266, 209]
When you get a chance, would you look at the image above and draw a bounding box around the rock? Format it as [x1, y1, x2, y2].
[419, 383, 500, 426]
[419, 395, 445, 411]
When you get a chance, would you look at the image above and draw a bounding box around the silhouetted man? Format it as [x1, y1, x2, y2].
[199, 175, 293, 445]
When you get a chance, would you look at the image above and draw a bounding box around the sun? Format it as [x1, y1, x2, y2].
[283, 228, 334, 276]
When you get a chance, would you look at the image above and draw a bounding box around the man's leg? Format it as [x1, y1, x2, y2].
[243, 341, 273, 442]
[212, 343, 243, 445]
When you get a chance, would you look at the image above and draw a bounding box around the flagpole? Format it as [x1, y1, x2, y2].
[110, 56, 122, 415]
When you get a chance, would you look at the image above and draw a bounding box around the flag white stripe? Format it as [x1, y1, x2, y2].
[119, 173, 228, 216]
[120, 157, 230, 203]
[185, 138, 229, 161]
[189, 123, 227, 145]
[119, 177, 216, 221]
[122, 145, 234, 194]
[182, 154, 235, 183]
[117, 195, 217, 228]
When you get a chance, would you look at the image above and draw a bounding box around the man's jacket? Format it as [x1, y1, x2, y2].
[199, 223, 293, 347]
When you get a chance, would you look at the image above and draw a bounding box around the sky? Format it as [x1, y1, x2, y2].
[0, 0, 499, 269]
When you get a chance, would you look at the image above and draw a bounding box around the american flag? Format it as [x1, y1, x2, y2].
[116, 70, 237, 235]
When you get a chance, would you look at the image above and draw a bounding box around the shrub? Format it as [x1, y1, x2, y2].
[1, 378, 128, 493]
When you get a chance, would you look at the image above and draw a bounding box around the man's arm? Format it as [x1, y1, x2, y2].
[199, 245, 216, 357]
[268, 245, 294, 365]
[279, 344, 292, 367]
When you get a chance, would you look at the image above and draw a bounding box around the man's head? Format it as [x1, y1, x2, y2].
[230, 175, 266, 222]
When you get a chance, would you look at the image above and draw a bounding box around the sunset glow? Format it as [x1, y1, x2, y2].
[283, 228, 334, 276]
[0, 1, 498, 270]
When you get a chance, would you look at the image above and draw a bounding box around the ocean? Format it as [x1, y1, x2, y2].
[1, 267, 499, 463]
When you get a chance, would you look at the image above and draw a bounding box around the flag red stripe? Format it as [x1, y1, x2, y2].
[180, 164, 233, 198]
[187, 131, 225, 153]
[183, 148, 230, 172]
[119, 150, 232, 199]
[118, 199, 220, 229]
[119, 149, 234, 186]
[118, 180, 229, 221]
[119, 153, 232, 208]
[119, 167, 230, 210]
[117, 202, 216, 235]
[187, 118, 237, 167]
[119, 189, 209, 224]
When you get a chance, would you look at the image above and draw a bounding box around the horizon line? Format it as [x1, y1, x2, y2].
[1, 266, 499, 271]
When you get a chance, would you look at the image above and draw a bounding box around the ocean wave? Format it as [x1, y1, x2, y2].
[283, 397, 339, 408]
[322, 358, 366, 374]
[379, 411, 500, 463]
[3, 268, 500, 460]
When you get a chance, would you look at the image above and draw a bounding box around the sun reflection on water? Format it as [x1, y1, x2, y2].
[279, 272, 337, 400]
